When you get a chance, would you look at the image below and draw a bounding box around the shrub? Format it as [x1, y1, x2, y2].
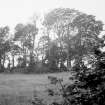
[47, 47, 105, 105]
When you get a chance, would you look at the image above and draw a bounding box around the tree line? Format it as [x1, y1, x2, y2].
[0, 8, 104, 73]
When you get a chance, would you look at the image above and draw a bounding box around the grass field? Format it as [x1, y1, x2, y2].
[0, 72, 72, 105]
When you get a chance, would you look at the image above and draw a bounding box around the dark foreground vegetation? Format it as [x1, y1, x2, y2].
[0, 7, 105, 105]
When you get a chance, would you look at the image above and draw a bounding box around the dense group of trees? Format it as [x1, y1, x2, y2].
[0, 8, 104, 73]
[46, 29, 105, 105]
[1, 7, 105, 105]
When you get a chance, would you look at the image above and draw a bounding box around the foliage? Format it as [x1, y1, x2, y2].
[47, 76, 73, 105]
[0, 26, 11, 72]
[45, 42, 61, 72]
[32, 92, 45, 105]
[43, 8, 103, 71]
[14, 22, 38, 70]
[0, 7, 104, 74]
[47, 42, 105, 105]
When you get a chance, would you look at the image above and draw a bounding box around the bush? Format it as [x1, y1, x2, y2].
[10, 67, 28, 73]
[27, 62, 50, 74]
[47, 47, 105, 105]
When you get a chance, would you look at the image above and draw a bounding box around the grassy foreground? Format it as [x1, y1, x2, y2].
[0, 72, 72, 105]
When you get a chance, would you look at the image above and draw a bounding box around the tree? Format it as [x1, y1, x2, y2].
[10, 42, 22, 69]
[38, 35, 51, 62]
[14, 23, 27, 67]
[47, 27, 105, 105]
[70, 14, 103, 67]
[43, 8, 81, 70]
[43, 8, 103, 71]
[0, 26, 10, 72]
[45, 42, 60, 72]
[14, 23, 38, 70]
[65, 37, 105, 105]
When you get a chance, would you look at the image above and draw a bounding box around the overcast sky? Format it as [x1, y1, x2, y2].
[0, 0, 105, 31]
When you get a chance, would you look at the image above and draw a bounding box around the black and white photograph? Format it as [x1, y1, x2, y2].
[0, 0, 105, 105]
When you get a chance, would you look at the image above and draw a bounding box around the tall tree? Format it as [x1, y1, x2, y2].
[14, 23, 38, 69]
[38, 35, 51, 61]
[43, 8, 103, 71]
[0, 26, 10, 72]
[43, 8, 81, 70]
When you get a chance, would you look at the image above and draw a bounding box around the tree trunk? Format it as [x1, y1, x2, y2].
[8, 58, 11, 72]
[3, 55, 5, 68]
[0, 59, 2, 72]
[67, 43, 71, 71]
[47, 29, 51, 57]
[66, 25, 72, 71]
[12, 54, 15, 68]
[23, 45, 27, 67]
[67, 57, 71, 71]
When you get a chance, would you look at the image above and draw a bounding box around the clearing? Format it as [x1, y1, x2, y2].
[0, 72, 72, 105]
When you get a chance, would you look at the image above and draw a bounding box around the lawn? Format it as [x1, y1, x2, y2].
[0, 72, 72, 105]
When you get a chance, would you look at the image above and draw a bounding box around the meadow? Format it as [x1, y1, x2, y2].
[0, 72, 72, 105]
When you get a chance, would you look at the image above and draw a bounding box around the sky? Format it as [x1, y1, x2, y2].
[0, 0, 105, 32]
